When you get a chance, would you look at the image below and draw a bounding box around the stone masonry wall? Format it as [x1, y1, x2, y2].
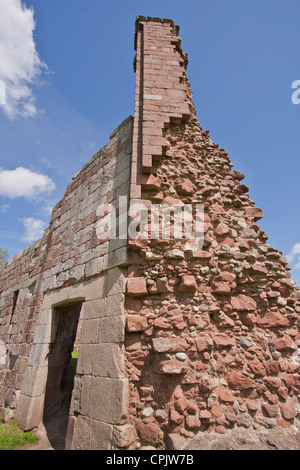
[122, 17, 300, 450]
[0, 117, 132, 441]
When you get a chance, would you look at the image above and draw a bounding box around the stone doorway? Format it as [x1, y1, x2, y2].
[43, 302, 82, 449]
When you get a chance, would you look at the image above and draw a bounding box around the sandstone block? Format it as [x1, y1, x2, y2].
[230, 294, 257, 312]
[156, 277, 171, 293]
[166, 249, 184, 259]
[89, 377, 129, 424]
[19, 366, 48, 398]
[140, 174, 161, 190]
[175, 395, 188, 413]
[157, 360, 188, 375]
[98, 315, 125, 344]
[126, 315, 148, 332]
[261, 403, 279, 418]
[106, 293, 124, 317]
[83, 276, 107, 301]
[215, 222, 230, 236]
[198, 374, 214, 393]
[240, 312, 257, 326]
[27, 342, 50, 369]
[248, 359, 266, 377]
[76, 344, 94, 375]
[214, 385, 235, 404]
[170, 409, 184, 425]
[83, 298, 107, 319]
[256, 311, 290, 328]
[210, 403, 223, 418]
[136, 422, 161, 446]
[107, 246, 128, 270]
[195, 335, 213, 352]
[127, 277, 148, 296]
[178, 275, 197, 292]
[227, 372, 256, 390]
[245, 206, 263, 221]
[166, 433, 187, 450]
[112, 424, 136, 448]
[80, 318, 99, 344]
[217, 313, 235, 328]
[251, 264, 268, 274]
[145, 251, 164, 261]
[176, 179, 195, 195]
[185, 414, 201, 430]
[65, 416, 76, 450]
[189, 250, 212, 260]
[15, 394, 45, 431]
[107, 267, 126, 296]
[199, 410, 212, 420]
[273, 335, 294, 351]
[245, 400, 259, 412]
[71, 416, 93, 450]
[233, 170, 246, 181]
[212, 282, 231, 295]
[152, 336, 188, 353]
[92, 344, 124, 378]
[216, 271, 236, 282]
[187, 400, 199, 415]
[263, 376, 282, 389]
[91, 420, 113, 450]
[212, 333, 235, 349]
[279, 398, 297, 421]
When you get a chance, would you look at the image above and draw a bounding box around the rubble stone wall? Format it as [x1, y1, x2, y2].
[123, 17, 300, 450]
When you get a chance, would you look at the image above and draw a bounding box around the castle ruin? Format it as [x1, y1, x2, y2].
[0, 17, 299, 450]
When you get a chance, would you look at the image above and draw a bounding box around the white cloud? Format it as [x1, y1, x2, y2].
[42, 204, 55, 217]
[20, 217, 47, 242]
[294, 260, 300, 271]
[0, 167, 55, 200]
[286, 243, 300, 271]
[0, 0, 47, 118]
[0, 204, 9, 213]
[286, 243, 300, 263]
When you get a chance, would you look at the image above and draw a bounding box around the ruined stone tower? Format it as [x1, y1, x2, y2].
[0, 17, 299, 450]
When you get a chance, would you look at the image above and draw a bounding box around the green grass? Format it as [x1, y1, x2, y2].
[0, 419, 38, 450]
[70, 349, 78, 368]
[70, 349, 78, 378]
[69, 349, 79, 390]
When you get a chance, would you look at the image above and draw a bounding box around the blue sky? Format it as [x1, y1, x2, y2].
[0, 0, 299, 285]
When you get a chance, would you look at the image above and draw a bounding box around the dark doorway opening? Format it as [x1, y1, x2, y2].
[43, 302, 82, 450]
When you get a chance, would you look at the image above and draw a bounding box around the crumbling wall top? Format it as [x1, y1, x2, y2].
[134, 16, 180, 51]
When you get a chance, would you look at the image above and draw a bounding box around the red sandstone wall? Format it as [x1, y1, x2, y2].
[0, 116, 132, 420]
[124, 17, 300, 450]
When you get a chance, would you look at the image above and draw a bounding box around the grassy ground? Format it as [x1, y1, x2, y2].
[0, 419, 39, 450]
[70, 349, 78, 390]
[70, 349, 78, 372]
[0, 350, 79, 450]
